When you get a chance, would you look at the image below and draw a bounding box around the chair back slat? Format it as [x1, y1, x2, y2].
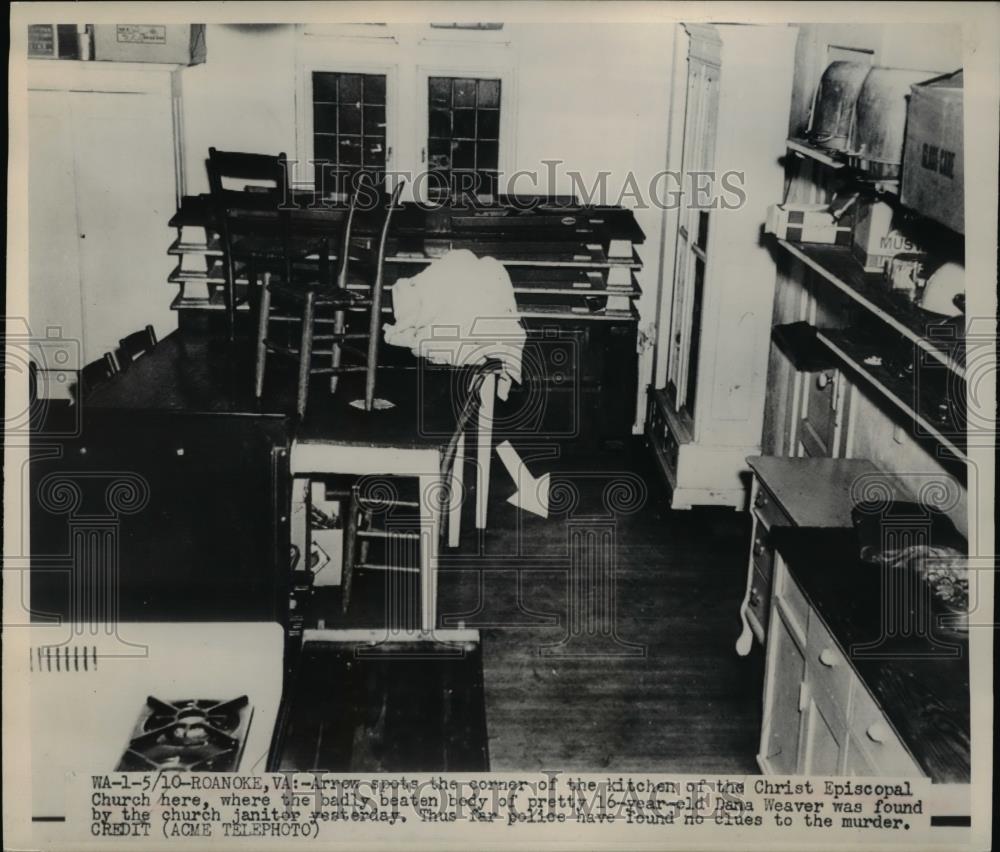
[118, 325, 158, 365]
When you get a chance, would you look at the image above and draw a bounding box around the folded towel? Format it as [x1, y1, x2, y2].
[383, 249, 525, 399]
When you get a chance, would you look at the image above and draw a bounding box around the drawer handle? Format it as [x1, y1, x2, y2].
[866, 722, 889, 744]
[819, 648, 838, 667]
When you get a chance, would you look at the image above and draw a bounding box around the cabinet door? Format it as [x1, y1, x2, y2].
[758, 609, 805, 773]
[29, 91, 84, 347]
[70, 91, 177, 362]
[799, 689, 846, 774]
[797, 368, 850, 458]
[843, 735, 877, 776]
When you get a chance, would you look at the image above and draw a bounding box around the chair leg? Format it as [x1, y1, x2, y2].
[254, 273, 272, 399]
[297, 291, 316, 419]
[224, 256, 237, 343]
[329, 309, 345, 393]
[342, 487, 360, 614]
[359, 509, 372, 565]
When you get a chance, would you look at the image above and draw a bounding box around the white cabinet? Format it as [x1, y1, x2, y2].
[758, 559, 925, 778]
[28, 62, 180, 371]
[650, 24, 798, 509]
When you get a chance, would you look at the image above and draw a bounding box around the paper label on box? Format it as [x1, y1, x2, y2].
[116, 25, 167, 44]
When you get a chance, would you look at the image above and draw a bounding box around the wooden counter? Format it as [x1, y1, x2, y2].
[769, 525, 970, 784]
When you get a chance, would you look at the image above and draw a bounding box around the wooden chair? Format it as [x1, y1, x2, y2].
[207, 148, 310, 341]
[77, 351, 120, 400]
[254, 178, 405, 418]
[117, 325, 158, 366]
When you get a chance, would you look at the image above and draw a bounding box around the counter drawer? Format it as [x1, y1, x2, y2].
[753, 484, 792, 530]
[805, 610, 853, 713]
[747, 564, 771, 636]
[848, 682, 923, 777]
[751, 524, 774, 582]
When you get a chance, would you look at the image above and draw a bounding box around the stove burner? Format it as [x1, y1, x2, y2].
[116, 696, 252, 772]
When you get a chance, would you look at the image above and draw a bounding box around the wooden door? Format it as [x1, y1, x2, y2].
[797, 368, 850, 457]
[798, 689, 846, 774]
[70, 91, 178, 362]
[758, 608, 805, 773]
[29, 91, 84, 349]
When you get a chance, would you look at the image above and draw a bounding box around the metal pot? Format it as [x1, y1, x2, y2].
[847, 67, 937, 179]
[920, 261, 965, 317]
[807, 61, 871, 151]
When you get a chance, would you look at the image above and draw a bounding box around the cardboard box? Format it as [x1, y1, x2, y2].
[901, 70, 963, 234]
[851, 200, 917, 273]
[765, 203, 851, 245]
[93, 24, 205, 65]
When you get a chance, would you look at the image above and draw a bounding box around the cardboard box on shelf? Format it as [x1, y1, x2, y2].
[851, 200, 917, 273]
[902, 70, 964, 235]
[92, 24, 205, 65]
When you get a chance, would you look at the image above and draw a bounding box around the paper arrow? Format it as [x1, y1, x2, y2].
[496, 440, 550, 518]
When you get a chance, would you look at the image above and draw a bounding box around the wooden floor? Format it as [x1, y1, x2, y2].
[308, 441, 765, 773]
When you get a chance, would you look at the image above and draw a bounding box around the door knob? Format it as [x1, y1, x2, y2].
[866, 722, 889, 744]
[819, 648, 838, 667]
[816, 372, 832, 389]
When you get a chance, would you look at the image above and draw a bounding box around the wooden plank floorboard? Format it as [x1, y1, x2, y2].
[302, 442, 764, 773]
[440, 443, 764, 772]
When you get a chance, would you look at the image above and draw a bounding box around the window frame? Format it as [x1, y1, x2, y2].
[295, 60, 399, 197]
[414, 63, 516, 203]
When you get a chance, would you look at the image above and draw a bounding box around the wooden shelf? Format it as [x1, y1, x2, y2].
[786, 138, 900, 194]
[816, 329, 967, 464]
[775, 240, 965, 379]
[786, 137, 846, 170]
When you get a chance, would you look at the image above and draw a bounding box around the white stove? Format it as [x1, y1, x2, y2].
[27, 622, 284, 827]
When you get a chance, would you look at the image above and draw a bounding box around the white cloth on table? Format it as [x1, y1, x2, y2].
[383, 249, 525, 400]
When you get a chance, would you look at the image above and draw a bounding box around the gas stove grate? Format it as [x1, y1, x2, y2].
[116, 696, 252, 772]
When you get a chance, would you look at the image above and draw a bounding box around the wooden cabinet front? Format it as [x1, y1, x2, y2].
[758, 560, 926, 779]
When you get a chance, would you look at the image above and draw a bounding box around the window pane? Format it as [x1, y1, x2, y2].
[313, 72, 339, 102]
[428, 138, 451, 169]
[478, 171, 499, 197]
[363, 140, 386, 167]
[338, 103, 361, 135]
[451, 170, 478, 196]
[453, 79, 477, 107]
[453, 109, 476, 138]
[338, 74, 362, 103]
[477, 109, 499, 139]
[452, 140, 475, 169]
[339, 137, 361, 166]
[364, 105, 387, 136]
[313, 104, 338, 133]
[429, 77, 451, 108]
[476, 140, 499, 170]
[314, 134, 338, 162]
[477, 79, 500, 108]
[429, 109, 451, 138]
[363, 74, 385, 105]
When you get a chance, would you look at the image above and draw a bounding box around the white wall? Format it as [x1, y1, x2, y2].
[177, 23, 675, 428]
